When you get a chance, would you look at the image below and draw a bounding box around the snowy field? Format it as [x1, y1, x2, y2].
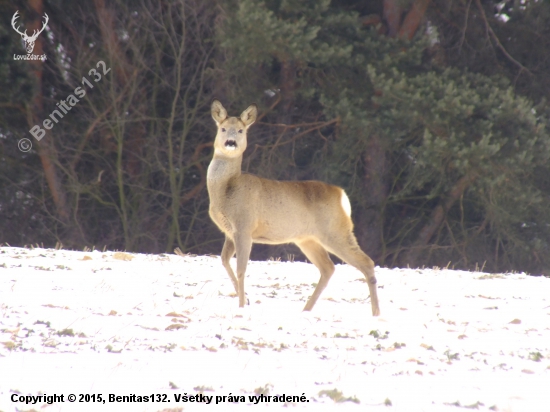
[0, 246, 549, 412]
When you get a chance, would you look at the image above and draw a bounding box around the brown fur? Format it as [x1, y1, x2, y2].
[207, 100, 380, 316]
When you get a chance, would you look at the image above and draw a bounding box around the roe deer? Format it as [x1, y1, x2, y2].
[207, 100, 380, 316]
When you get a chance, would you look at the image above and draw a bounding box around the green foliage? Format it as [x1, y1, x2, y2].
[368, 67, 549, 191]
[221, 0, 354, 64]
[364, 65, 550, 269]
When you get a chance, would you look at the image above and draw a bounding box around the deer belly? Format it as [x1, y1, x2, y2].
[251, 221, 305, 244]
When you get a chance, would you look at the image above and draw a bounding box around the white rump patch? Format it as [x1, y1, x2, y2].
[341, 190, 351, 217]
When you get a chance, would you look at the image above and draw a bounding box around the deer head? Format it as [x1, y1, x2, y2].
[11, 11, 49, 54]
[211, 100, 257, 158]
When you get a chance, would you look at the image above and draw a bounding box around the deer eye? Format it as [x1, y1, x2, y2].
[238, 129, 243, 133]
[221, 128, 226, 132]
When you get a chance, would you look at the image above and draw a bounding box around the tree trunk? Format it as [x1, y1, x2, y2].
[383, 0, 404, 37]
[93, 0, 144, 179]
[398, 0, 431, 40]
[366, 0, 431, 264]
[383, 0, 431, 40]
[404, 174, 476, 267]
[279, 59, 296, 123]
[28, 0, 71, 223]
[356, 134, 389, 263]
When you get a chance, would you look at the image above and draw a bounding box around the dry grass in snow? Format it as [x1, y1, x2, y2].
[0, 246, 549, 412]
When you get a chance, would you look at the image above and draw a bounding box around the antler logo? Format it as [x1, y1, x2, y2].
[11, 10, 49, 54]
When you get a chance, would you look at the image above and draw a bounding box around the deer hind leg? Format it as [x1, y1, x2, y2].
[322, 233, 380, 316]
[233, 232, 253, 308]
[221, 236, 238, 294]
[297, 239, 335, 311]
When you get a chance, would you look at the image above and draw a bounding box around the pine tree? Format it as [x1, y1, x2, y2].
[218, 0, 550, 273]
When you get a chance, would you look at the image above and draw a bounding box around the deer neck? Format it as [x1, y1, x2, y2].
[207, 152, 243, 194]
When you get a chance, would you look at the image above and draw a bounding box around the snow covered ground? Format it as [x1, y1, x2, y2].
[0, 246, 549, 412]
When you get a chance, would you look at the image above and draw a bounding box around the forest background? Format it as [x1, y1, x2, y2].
[1, 0, 550, 275]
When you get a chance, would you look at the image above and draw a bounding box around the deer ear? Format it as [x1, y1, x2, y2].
[240, 104, 257, 128]
[211, 100, 227, 125]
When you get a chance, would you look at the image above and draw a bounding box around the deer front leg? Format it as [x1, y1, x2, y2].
[221, 236, 238, 294]
[233, 232, 253, 308]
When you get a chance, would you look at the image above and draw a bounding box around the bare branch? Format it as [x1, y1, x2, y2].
[474, 0, 531, 75]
